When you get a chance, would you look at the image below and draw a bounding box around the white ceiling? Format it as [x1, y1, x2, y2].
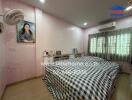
[19, 0, 132, 28]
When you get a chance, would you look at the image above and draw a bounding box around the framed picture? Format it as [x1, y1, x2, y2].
[17, 20, 36, 43]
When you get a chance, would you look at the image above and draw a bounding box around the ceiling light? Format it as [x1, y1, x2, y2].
[83, 22, 87, 26]
[125, 5, 132, 11]
[39, 0, 45, 3]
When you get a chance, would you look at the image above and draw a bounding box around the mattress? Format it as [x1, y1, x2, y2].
[44, 56, 120, 100]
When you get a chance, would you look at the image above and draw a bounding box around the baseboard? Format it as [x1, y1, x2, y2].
[0, 75, 44, 100]
[7, 75, 43, 87]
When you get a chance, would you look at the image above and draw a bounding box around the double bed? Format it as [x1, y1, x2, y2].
[43, 56, 120, 100]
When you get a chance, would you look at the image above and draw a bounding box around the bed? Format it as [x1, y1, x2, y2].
[43, 56, 120, 100]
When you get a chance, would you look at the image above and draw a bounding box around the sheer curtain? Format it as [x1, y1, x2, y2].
[88, 28, 132, 62]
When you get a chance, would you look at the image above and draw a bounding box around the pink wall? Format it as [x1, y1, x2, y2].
[0, 29, 6, 98]
[1, 0, 84, 87]
[3, 0, 36, 84]
[35, 8, 84, 76]
[0, 18, 6, 99]
[0, 0, 6, 98]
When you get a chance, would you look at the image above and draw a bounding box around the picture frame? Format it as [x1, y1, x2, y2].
[17, 20, 36, 43]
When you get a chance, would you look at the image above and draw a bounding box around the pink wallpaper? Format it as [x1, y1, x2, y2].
[0, 0, 6, 98]
[3, 0, 36, 84]
[0, 26, 6, 98]
[1, 0, 84, 87]
[35, 8, 84, 76]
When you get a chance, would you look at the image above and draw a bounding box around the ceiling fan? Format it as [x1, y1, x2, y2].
[0, 8, 24, 25]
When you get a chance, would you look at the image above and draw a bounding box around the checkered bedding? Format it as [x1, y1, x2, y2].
[44, 56, 120, 100]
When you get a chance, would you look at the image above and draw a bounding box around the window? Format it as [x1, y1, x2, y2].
[107, 34, 130, 56]
[108, 35, 116, 54]
[89, 28, 132, 61]
[96, 37, 105, 53]
[116, 34, 130, 56]
[90, 37, 105, 54]
[90, 38, 96, 53]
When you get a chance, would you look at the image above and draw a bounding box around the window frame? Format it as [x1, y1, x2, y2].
[89, 31, 131, 57]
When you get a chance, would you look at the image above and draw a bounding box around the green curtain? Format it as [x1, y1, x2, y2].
[88, 28, 132, 62]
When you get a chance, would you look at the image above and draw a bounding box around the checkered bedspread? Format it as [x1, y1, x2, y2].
[44, 56, 120, 100]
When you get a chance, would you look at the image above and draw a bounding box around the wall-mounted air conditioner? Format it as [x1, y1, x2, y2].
[99, 22, 116, 31]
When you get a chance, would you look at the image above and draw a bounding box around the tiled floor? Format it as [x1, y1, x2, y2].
[1, 74, 132, 100]
[111, 74, 132, 100]
[1, 78, 53, 100]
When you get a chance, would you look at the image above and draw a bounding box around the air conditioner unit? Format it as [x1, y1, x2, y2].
[99, 22, 116, 31]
